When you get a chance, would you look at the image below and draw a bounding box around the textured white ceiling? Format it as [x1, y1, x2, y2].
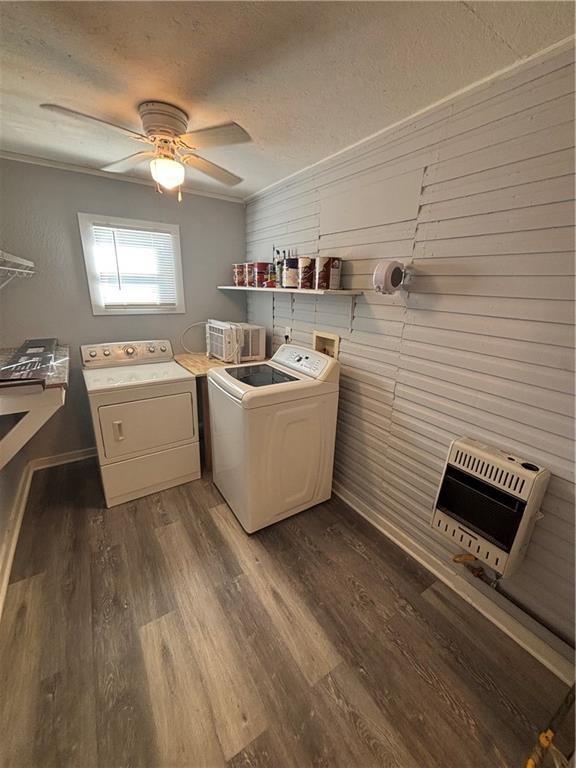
[0, 2, 573, 199]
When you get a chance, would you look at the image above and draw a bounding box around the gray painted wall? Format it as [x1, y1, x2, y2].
[246, 42, 575, 643]
[0, 160, 245, 457]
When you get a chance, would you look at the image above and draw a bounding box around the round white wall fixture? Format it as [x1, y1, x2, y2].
[373, 259, 407, 294]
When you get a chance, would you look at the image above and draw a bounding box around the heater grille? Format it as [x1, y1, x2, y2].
[452, 447, 525, 497]
[433, 510, 505, 571]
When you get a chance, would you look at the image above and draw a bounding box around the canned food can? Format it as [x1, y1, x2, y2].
[246, 262, 255, 287]
[266, 262, 277, 288]
[282, 258, 299, 288]
[298, 257, 315, 289]
[314, 256, 331, 289]
[233, 263, 246, 286]
[253, 261, 270, 288]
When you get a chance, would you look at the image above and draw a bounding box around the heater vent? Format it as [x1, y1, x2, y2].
[453, 448, 525, 497]
[433, 510, 506, 572]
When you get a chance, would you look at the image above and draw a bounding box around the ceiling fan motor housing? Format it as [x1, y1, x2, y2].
[138, 101, 188, 139]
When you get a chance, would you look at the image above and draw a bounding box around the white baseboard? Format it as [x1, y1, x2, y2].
[0, 447, 97, 621]
[333, 483, 574, 685]
[29, 447, 97, 472]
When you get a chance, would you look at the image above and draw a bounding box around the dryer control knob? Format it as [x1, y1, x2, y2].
[125, 347, 135, 356]
[148, 346, 156, 353]
[103, 349, 110, 356]
[160, 345, 167, 352]
[89, 351, 97, 358]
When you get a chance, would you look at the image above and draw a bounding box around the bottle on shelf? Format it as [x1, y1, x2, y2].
[274, 247, 283, 289]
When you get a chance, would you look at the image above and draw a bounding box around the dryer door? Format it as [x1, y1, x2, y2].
[99, 392, 195, 459]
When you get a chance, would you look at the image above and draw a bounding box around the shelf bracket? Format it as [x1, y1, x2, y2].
[0, 387, 66, 470]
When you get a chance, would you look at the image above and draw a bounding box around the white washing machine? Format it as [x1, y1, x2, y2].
[208, 344, 340, 533]
[82, 339, 200, 507]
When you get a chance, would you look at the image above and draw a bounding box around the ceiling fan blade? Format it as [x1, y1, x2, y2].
[40, 104, 149, 142]
[180, 122, 250, 149]
[181, 154, 242, 186]
[101, 152, 156, 173]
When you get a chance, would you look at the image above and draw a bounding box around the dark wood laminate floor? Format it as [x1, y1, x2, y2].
[0, 459, 570, 768]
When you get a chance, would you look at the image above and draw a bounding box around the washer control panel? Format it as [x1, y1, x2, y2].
[272, 344, 337, 380]
[81, 340, 173, 368]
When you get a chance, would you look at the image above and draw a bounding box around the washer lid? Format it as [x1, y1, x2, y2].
[225, 363, 299, 388]
[83, 361, 195, 393]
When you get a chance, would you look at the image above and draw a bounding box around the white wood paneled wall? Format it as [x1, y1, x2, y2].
[246, 42, 575, 643]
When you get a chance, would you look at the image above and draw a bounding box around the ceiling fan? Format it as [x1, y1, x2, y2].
[40, 101, 250, 199]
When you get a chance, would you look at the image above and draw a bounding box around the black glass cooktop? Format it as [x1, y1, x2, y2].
[226, 363, 298, 387]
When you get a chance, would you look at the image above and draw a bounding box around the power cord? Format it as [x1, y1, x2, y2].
[230, 322, 244, 364]
[179, 321, 208, 355]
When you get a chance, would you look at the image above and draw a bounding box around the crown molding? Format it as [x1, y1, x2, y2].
[246, 34, 575, 203]
[0, 150, 245, 204]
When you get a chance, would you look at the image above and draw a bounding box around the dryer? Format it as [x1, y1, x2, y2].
[208, 344, 340, 533]
[82, 340, 201, 507]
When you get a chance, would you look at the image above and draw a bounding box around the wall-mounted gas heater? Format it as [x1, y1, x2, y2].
[431, 438, 550, 577]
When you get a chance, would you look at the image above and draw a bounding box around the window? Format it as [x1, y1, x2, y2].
[78, 213, 185, 315]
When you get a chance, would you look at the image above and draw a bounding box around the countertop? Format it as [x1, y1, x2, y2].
[174, 352, 231, 378]
[0, 345, 70, 389]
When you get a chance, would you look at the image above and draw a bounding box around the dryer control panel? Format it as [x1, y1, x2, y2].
[272, 344, 339, 383]
[81, 340, 173, 368]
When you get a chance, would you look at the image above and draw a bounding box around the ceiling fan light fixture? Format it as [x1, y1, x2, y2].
[149, 157, 185, 190]
[43, 101, 248, 191]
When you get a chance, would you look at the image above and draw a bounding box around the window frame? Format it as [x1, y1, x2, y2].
[78, 212, 186, 316]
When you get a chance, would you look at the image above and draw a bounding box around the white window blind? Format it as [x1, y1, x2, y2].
[78, 214, 185, 315]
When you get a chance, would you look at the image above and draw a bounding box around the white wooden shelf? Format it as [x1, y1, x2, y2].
[218, 286, 362, 296]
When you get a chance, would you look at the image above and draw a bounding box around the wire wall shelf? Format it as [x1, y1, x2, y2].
[0, 250, 36, 290]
